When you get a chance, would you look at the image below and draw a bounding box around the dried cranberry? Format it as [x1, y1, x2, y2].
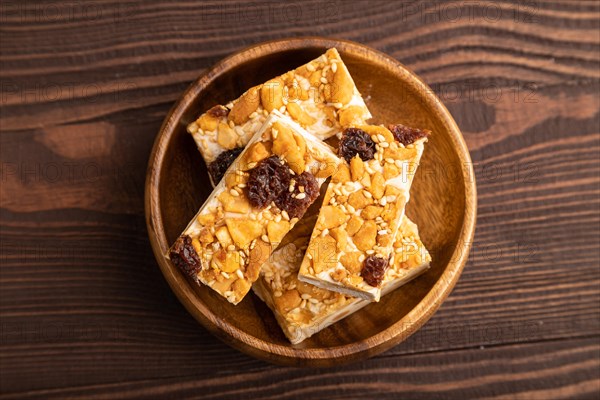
[275, 171, 319, 219]
[388, 124, 430, 146]
[339, 128, 376, 163]
[246, 156, 291, 208]
[170, 235, 201, 278]
[208, 147, 244, 184]
[361, 255, 389, 287]
[207, 105, 229, 118]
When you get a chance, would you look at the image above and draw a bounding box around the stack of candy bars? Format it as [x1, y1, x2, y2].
[168, 48, 431, 343]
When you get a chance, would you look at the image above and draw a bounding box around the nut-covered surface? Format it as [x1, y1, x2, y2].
[186, 48, 371, 185]
[168, 112, 341, 304]
[297, 124, 429, 301]
[253, 216, 431, 344]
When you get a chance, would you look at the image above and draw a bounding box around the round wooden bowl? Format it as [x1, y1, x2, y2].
[145, 37, 476, 366]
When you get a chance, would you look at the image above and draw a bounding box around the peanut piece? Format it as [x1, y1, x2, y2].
[217, 122, 238, 149]
[229, 85, 261, 124]
[226, 219, 263, 249]
[274, 289, 302, 313]
[197, 212, 215, 226]
[261, 78, 285, 112]
[246, 240, 270, 281]
[353, 220, 377, 252]
[369, 172, 385, 200]
[332, 164, 350, 183]
[319, 205, 348, 229]
[350, 155, 365, 181]
[309, 235, 338, 274]
[286, 102, 316, 126]
[361, 205, 383, 220]
[339, 105, 367, 127]
[340, 252, 363, 274]
[348, 190, 372, 210]
[346, 216, 364, 236]
[267, 220, 290, 244]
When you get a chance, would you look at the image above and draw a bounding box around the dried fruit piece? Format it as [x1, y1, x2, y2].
[388, 124, 430, 145]
[229, 86, 261, 124]
[207, 105, 229, 118]
[339, 128, 376, 163]
[208, 147, 243, 184]
[170, 235, 201, 277]
[246, 156, 291, 209]
[275, 171, 319, 219]
[361, 255, 389, 287]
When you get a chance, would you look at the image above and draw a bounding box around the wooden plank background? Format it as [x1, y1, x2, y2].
[1, 0, 599, 398]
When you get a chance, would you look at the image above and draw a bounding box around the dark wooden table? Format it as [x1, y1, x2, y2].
[1, 1, 599, 398]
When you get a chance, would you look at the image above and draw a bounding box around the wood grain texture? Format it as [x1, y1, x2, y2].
[1, 0, 599, 398]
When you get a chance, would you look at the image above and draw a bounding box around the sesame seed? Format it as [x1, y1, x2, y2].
[236, 270, 244, 279]
[296, 193, 306, 199]
[230, 189, 239, 197]
[331, 63, 338, 73]
[378, 230, 388, 235]
[221, 271, 230, 279]
[306, 63, 316, 72]
[261, 234, 269, 243]
[274, 291, 282, 297]
[366, 249, 375, 255]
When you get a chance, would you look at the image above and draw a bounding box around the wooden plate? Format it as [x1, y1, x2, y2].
[145, 37, 476, 366]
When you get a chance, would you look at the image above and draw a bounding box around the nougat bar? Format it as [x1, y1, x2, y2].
[168, 111, 341, 304]
[253, 216, 431, 344]
[297, 124, 430, 301]
[186, 48, 371, 185]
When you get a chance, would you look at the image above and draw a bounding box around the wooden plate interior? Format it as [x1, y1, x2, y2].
[146, 38, 476, 365]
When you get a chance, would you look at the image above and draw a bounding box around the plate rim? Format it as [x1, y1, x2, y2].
[145, 36, 477, 366]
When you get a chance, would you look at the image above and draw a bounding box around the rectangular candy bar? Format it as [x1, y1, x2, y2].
[297, 124, 430, 301]
[253, 216, 431, 344]
[186, 48, 371, 185]
[168, 111, 342, 304]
